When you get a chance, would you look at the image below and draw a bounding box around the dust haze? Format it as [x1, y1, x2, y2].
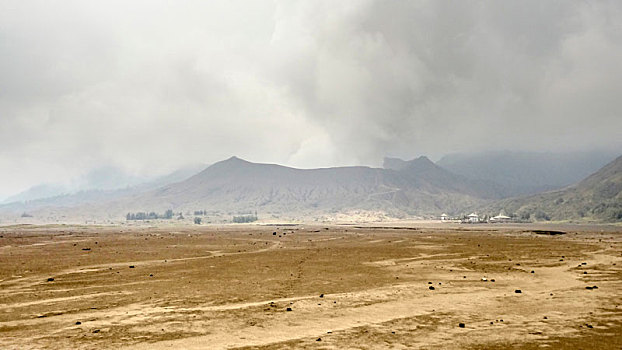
[1, 0, 622, 198]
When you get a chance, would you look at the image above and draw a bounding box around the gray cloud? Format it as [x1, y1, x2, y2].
[1, 0, 621, 198]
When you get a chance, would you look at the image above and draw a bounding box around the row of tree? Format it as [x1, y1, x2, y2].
[232, 214, 258, 223]
[126, 209, 175, 221]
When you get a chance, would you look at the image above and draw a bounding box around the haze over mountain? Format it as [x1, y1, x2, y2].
[2, 153, 620, 223]
[487, 155, 622, 222]
[0, 163, 206, 217]
[105, 156, 494, 219]
[1, 2, 621, 202]
[2, 166, 145, 204]
[437, 151, 618, 196]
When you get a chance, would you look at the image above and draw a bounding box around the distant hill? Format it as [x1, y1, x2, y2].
[63, 156, 501, 220]
[383, 156, 507, 199]
[6, 154, 620, 223]
[436, 151, 618, 196]
[0, 163, 205, 217]
[486, 155, 622, 222]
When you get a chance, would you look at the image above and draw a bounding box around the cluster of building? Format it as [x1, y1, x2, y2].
[440, 212, 512, 223]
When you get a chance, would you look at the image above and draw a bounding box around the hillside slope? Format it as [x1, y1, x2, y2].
[486, 155, 622, 222]
[437, 151, 617, 196]
[110, 156, 491, 218]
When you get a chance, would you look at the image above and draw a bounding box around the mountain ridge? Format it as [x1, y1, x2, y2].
[485, 155, 622, 222]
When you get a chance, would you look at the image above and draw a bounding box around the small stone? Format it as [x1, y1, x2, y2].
[286, 307, 292, 311]
[75, 321, 81, 325]
[429, 286, 435, 290]
[92, 329, 100, 333]
[319, 294, 324, 298]
[129, 265, 135, 268]
[316, 338, 322, 341]
[47, 277, 54, 282]
[531, 270, 535, 274]
[459, 323, 465, 328]
[515, 289, 522, 293]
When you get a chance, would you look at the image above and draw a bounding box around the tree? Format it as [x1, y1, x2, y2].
[194, 217, 202, 224]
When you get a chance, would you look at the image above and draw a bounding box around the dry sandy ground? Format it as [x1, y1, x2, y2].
[0, 223, 620, 349]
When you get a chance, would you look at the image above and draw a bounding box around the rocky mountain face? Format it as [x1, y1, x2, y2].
[4, 153, 620, 223]
[486, 155, 622, 222]
[436, 151, 618, 196]
[109, 156, 493, 218]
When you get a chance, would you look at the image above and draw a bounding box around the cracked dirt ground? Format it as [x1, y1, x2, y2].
[0, 224, 620, 349]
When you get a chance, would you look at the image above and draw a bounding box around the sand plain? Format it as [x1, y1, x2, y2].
[0, 223, 620, 349]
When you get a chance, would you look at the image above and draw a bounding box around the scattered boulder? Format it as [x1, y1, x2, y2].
[75, 321, 82, 325]
[316, 338, 322, 341]
[47, 277, 55, 282]
[515, 289, 522, 293]
[459, 323, 465, 328]
[82, 248, 91, 251]
[129, 265, 135, 268]
[429, 286, 435, 290]
[319, 294, 324, 298]
[286, 307, 292, 311]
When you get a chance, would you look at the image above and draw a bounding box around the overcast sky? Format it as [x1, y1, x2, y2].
[1, 0, 621, 199]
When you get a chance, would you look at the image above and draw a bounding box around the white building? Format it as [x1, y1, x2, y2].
[468, 213, 479, 223]
[490, 214, 511, 223]
[440, 213, 449, 221]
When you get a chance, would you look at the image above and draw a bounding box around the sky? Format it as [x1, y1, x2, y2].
[1, 0, 621, 199]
